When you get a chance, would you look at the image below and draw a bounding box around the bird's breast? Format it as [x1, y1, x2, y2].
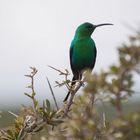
[72, 38, 96, 71]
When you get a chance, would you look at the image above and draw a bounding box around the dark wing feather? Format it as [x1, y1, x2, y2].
[63, 42, 79, 102]
[91, 46, 97, 69]
[70, 42, 75, 74]
[70, 42, 79, 77]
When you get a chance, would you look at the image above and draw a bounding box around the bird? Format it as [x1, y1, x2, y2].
[63, 22, 113, 102]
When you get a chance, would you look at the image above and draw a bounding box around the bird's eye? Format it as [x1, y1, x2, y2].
[86, 25, 93, 29]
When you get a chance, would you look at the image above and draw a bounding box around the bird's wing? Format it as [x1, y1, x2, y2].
[91, 46, 97, 69]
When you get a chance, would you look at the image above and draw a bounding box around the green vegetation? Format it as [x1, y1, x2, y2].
[0, 31, 140, 140]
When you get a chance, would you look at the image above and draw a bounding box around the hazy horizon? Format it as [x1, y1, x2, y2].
[0, 0, 140, 108]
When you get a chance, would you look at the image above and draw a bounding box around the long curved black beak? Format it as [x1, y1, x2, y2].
[95, 23, 113, 28]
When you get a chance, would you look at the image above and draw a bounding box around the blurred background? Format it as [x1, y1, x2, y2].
[0, 0, 140, 114]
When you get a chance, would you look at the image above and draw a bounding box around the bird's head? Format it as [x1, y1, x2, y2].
[75, 22, 113, 39]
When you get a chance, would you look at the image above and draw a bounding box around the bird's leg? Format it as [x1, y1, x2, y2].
[63, 79, 84, 117]
[63, 72, 80, 102]
[79, 73, 85, 87]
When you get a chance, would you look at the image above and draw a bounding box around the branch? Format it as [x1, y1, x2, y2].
[48, 65, 69, 75]
[48, 65, 71, 89]
[63, 80, 84, 117]
[46, 77, 59, 110]
[25, 67, 38, 114]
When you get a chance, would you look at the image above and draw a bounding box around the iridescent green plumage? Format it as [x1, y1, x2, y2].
[64, 22, 113, 101]
[71, 37, 96, 72]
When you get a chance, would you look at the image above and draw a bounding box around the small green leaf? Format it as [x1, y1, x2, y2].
[34, 99, 39, 110]
[46, 99, 51, 110]
[110, 65, 119, 74]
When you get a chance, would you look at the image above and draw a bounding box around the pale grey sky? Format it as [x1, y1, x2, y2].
[0, 0, 140, 108]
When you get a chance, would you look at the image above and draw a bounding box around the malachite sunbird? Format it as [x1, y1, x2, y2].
[64, 22, 113, 102]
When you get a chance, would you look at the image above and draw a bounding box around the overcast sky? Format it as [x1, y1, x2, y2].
[0, 0, 140, 108]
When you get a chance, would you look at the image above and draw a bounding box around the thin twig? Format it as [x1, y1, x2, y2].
[0, 130, 12, 139]
[48, 65, 71, 90]
[48, 65, 84, 116]
[103, 113, 106, 128]
[8, 111, 18, 118]
[46, 77, 59, 110]
[48, 65, 69, 76]
[25, 67, 38, 114]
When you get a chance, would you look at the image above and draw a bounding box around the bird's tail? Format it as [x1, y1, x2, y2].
[63, 76, 77, 102]
[63, 91, 71, 102]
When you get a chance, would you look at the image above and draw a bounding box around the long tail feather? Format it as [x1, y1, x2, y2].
[63, 91, 71, 102]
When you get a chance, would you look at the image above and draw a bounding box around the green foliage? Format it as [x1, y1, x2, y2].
[84, 32, 140, 117]
[0, 32, 140, 140]
[108, 111, 140, 140]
